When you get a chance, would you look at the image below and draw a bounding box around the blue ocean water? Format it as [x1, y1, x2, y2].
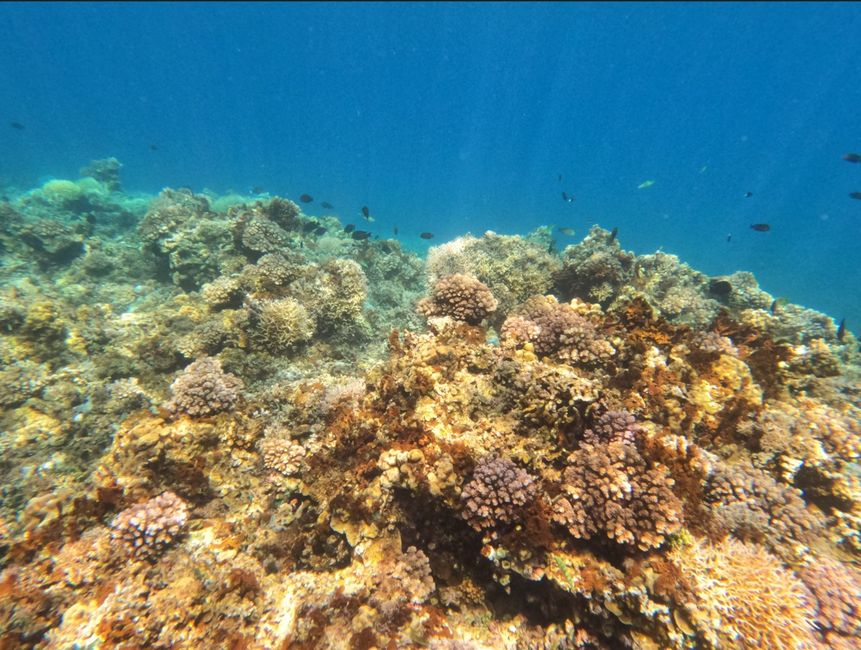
[1, 1, 859, 327]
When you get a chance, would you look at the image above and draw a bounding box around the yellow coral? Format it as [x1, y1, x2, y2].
[671, 538, 815, 649]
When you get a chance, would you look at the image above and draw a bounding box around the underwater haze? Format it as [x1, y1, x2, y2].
[3, 4, 861, 649]
[2, 1, 861, 326]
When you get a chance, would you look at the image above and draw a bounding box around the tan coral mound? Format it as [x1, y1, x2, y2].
[671, 538, 816, 649]
[417, 273, 498, 325]
[501, 295, 614, 364]
[167, 356, 244, 417]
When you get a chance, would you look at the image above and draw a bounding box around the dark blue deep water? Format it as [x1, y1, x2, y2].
[2, 2, 860, 327]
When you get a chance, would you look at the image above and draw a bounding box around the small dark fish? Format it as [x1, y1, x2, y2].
[770, 297, 789, 315]
[299, 194, 314, 203]
[9, 121, 25, 130]
[321, 201, 334, 209]
[420, 232, 434, 240]
[562, 191, 575, 203]
[842, 153, 861, 163]
[557, 227, 575, 236]
[344, 224, 356, 233]
[609, 227, 618, 243]
[837, 318, 846, 342]
[744, 191, 753, 198]
[351, 230, 371, 240]
[393, 226, 398, 236]
[361, 206, 370, 218]
[313, 226, 327, 236]
[557, 173, 562, 182]
[301, 221, 317, 232]
[709, 278, 733, 298]
[726, 233, 732, 243]
[251, 186, 265, 194]
[149, 143, 159, 151]
[750, 223, 771, 232]
[849, 192, 861, 200]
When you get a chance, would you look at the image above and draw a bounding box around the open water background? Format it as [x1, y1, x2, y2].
[1, 2, 860, 327]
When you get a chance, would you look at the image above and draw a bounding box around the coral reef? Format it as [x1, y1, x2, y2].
[799, 555, 861, 646]
[0, 168, 858, 649]
[553, 437, 683, 550]
[501, 295, 615, 365]
[669, 538, 815, 648]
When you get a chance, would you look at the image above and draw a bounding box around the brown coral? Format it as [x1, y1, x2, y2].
[501, 295, 614, 365]
[553, 440, 682, 550]
[110, 491, 189, 561]
[417, 273, 498, 325]
[798, 556, 861, 641]
[460, 454, 538, 533]
[166, 357, 244, 417]
[704, 462, 820, 546]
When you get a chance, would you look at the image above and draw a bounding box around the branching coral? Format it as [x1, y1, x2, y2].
[799, 555, 861, 643]
[426, 231, 560, 319]
[417, 273, 498, 325]
[582, 410, 645, 447]
[460, 454, 538, 534]
[246, 296, 316, 352]
[704, 462, 820, 546]
[553, 439, 682, 550]
[260, 436, 306, 476]
[166, 357, 244, 417]
[501, 295, 614, 365]
[110, 491, 189, 561]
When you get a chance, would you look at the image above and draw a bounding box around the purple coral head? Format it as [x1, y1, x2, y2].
[110, 491, 190, 561]
[460, 454, 538, 533]
[583, 410, 643, 446]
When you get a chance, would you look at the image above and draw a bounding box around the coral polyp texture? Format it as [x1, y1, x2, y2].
[0, 168, 859, 649]
[417, 272, 498, 325]
[460, 454, 539, 534]
[110, 491, 189, 560]
[166, 356, 244, 417]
